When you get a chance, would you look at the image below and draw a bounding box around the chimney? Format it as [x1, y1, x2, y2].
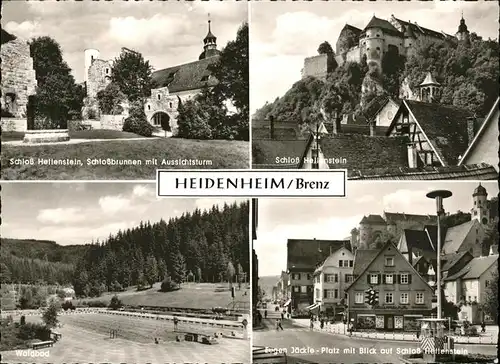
[369, 120, 376, 137]
[332, 113, 341, 135]
[269, 115, 275, 140]
[466, 117, 475, 145]
[407, 143, 418, 168]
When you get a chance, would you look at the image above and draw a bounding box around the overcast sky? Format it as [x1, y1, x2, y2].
[2, 0, 247, 83]
[255, 181, 499, 277]
[250, 1, 499, 114]
[2, 183, 247, 246]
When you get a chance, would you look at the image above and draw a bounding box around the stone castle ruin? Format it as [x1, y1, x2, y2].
[83, 19, 221, 136]
[1, 29, 37, 132]
[302, 14, 470, 101]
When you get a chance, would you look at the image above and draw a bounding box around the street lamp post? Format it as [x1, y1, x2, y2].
[426, 190, 452, 319]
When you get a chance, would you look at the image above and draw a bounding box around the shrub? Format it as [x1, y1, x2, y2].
[17, 323, 51, 341]
[110, 281, 123, 292]
[61, 300, 75, 311]
[109, 295, 122, 310]
[123, 116, 153, 137]
[160, 277, 179, 292]
[87, 108, 98, 120]
[86, 300, 108, 308]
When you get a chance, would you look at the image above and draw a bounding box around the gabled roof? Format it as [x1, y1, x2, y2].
[287, 239, 351, 271]
[441, 251, 473, 272]
[442, 220, 477, 255]
[359, 214, 386, 225]
[392, 17, 450, 41]
[252, 138, 311, 169]
[352, 249, 379, 276]
[402, 229, 435, 254]
[384, 212, 437, 226]
[362, 95, 397, 123]
[458, 97, 500, 166]
[445, 255, 498, 281]
[348, 163, 499, 180]
[363, 16, 402, 36]
[389, 100, 474, 166]
[151, 56, 219, 93]
[319, 134, 409, 172]
[341, 24, 362, 35]
[347, 241, 433, 291]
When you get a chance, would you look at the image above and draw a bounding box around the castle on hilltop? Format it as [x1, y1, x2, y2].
[303, 14, 470, 80]
[82, 18, 221, 134]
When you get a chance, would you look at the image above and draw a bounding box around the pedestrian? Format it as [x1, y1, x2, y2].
[310, 317, 314, 330]
[264, 310, 267, 319]
[278, 319, 284, 331]
[275, 319, 280, 330]
[281, 312, 284, 320]
[481, 321, 486, 333]
[320, 319, 324, 330]
[173, 316, 179, 331]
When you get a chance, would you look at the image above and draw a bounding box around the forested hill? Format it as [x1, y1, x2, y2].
[72, 201, 250, 296]
[1, 239, 88, 285]
[254, 34, 499, 123]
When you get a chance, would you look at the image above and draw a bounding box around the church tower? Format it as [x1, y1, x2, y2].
[455, 13, 470, 43]
[471, 183, 490, 225]
[199, 15, 220, 60]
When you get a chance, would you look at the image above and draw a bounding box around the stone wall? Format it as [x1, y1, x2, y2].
[145, 86, 180, 134]
[302, 54, 328, 81]
[100, 114, 126, 130]
[1, 117, 27, 132]
[1, 37, 37, 118]
[87, 59, 112, 98]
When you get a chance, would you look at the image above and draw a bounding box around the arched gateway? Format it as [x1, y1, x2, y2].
[151, 112, 171, 131]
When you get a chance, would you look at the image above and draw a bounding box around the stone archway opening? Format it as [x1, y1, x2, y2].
[151, 111, 171, 137]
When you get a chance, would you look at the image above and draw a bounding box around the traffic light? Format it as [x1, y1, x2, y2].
[372, 290, 379, 305]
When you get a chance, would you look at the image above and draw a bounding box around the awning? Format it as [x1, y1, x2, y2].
[283, 299, 291, 307]
[307, 303, 320, 310]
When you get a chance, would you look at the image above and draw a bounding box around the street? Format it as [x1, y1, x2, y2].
[253, 309, 497, 364]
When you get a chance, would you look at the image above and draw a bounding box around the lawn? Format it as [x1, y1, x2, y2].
[1, 138, 250, 179]
[77, 282, 250, 311]
[1, 129, 144, 142]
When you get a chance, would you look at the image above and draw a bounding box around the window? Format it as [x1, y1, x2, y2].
[385, 292, 393, 304]
[416, 293, 424, 304]
[169, 102, 173, 108]
[325, 274, 334, 283]
[349, 260, 353, 267]
[355, 292, 364, 304]
[334, 289, 339, 299]
[157, 94, 161, 100]
[385, 257, 394, 266]
[339, 260, 343, 267]
[400, 273, 409, 284]
[468, 296, 471, 301]
[292, 273, 301, 280]
[385, 274, 394, 284]
[300, 286, 307, 293]
[307, 274, 312, 280]
[345, 274, 353, 283]
[293, 286, 299, 292]
[473, 296, 477, 301]
[376, 47, 380, 50]
[147, 105, 151, 111]
[344, 260, 349, 267]
[315, 289, 320, 299]
[105, 68, 109, 74]
[370, 274, 379, 285]
[334, 274, 338, 283]
[326, 290, 335, 298]
[486, 280, 490, 287]
[400, 293, 409, 304]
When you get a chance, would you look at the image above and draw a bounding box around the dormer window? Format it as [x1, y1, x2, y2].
[157, 94, 161, 101]
[105, 68, 109, 75]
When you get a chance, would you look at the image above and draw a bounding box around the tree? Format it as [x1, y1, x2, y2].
[29, 36, 84, 128]
[171, 253, 186, 285]
[144, 255, 158, 288]
[42, 299, 60, 329]
[176, 99, 213, 139]
[196, 266, 202, 283]
[236, 262, 244, 284]
[109, 295, 122, 310]
[136, 272, 147, 290]
[0, 263, 11, 283]
[482, 269, 498, 321]
[209, 22, 249, 137]
[226, 262, 236, 288]
[111, 49, 153, 103]
[318, 41, 334, 55]
[97, 83, 125, 115]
